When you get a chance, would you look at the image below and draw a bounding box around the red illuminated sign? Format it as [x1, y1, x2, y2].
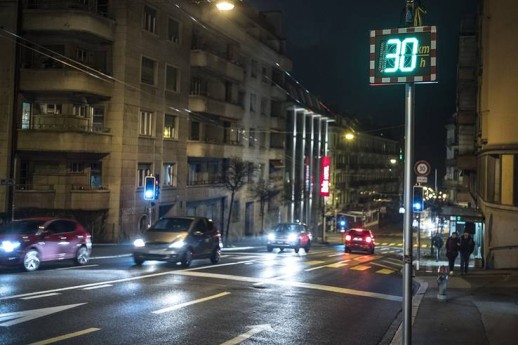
[320, 156, 331, 197]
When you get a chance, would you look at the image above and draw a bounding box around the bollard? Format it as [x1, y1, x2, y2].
[437, 265, 449, 301]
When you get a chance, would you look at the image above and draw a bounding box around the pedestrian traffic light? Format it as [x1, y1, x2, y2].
[144, 176, 156, 200]
[412, 185, 424, 213]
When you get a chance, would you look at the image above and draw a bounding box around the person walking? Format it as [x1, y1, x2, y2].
[445, 232, 459, 274]
[432, 232, 444, 262]
[459, 231, 475, 275]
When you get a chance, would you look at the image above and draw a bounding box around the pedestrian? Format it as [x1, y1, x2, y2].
[432, 232, 443, 262]
[445, 232, 459, 274]
[459, 231, 475, 275]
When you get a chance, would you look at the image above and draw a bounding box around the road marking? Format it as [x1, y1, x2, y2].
[153, 292, 230, 314]
[54, 264, 98, 270]
[28, 328, 100, 345]
[174, 271, 402, 302]
[21, 293, 61, 300]
[350, 265, 370, 271]
[305, 266, 325, 272]
[304, 260, 325, 266]
[220, 324, 273, 345]
[326, 261, 348, 268]
[376, 269, 395, 275]
[0, 303, 86, 327]
[82, 284, 113, 290]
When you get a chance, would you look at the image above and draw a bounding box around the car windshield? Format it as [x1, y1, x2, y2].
[149, 218, 192, 232]
[272, 224, 303, 233]
[0, 220, 46, 235]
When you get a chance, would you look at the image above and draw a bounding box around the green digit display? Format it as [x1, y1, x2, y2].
[384, 37, 418, 73]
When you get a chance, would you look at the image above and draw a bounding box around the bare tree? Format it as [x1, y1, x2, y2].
[222, 157, 257, 245]
[249, 179, 280, 235]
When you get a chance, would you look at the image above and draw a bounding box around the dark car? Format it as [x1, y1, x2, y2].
[344, 228, 375, 254]
[266, 222, 312, 253]
[132, 216, 221, 268]
[0, 218, 92, 271]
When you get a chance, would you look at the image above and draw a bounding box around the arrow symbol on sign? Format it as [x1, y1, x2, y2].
[0, 303, 86, 327]
[220, 324, 273, 345]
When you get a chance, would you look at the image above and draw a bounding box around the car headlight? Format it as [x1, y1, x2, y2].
[1, 240, 21, 253]
[133, 238, 145, 248]
[267, 233, 275, 241]
[287, 233, 298, 242]
[169, 240, 185, 249]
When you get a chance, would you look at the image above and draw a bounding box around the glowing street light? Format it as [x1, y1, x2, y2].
[215, 0, 235, 11]
[344, 132, 355, 141]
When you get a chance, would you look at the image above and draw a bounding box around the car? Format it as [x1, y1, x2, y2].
[343, 228, 375, 254]
[0, 217, 92, 272]
[266, 222, 312, 253]
[132, 216, 221, 268]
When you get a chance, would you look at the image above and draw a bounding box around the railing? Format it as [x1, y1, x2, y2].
[25, 0, 112, 18]
[24, 114, 110, 133]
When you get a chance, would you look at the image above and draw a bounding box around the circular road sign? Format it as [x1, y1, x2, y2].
[414, 160, 431, 176]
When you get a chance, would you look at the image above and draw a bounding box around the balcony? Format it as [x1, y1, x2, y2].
[23, 6, 115, 42]
[14, 186, 56, 209]
[188, 95, 243, 121]
[14, 186, 110, 211]
[187, 141, 225, 157]
[191, 50, 244, 82]
[20, 69, 113, 98]
[70, 188, 110, 210]
[18, 119, 113, 154]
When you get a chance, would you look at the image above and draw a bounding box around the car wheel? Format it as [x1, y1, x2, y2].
[304, 240, 311, 253]
[267, 245, 273, 252]
[344, 247, 351, 253]
[75, 246, 90, 265]
[369, 247, 375, 255]
[133, 255, 145, 266]
[294, 244, 300, 254]
[210, 247, 221, 264]
[23, 249, 40, 272]
[181, 249, 193, 268]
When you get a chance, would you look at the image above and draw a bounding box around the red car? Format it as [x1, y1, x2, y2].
[0, 217, 92, 271]
[344, 228, 375, 254]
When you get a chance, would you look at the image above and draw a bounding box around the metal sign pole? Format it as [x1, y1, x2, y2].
[402, 83, 415, 345]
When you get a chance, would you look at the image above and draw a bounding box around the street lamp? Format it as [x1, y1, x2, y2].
[214, 0, 235, 11]
[344, 132, 355, 141]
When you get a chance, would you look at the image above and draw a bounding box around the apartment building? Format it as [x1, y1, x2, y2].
[0, 0, 293, 242]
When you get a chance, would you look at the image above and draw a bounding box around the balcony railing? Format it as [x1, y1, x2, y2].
[25, 114, 110, 133]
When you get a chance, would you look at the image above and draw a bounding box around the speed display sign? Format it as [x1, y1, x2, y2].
[370, 26, 437, 85]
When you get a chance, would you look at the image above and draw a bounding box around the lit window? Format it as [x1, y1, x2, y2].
[163, 114, 177, 139]
[137, 163, 152, 187]
[163, 163, 177, 187]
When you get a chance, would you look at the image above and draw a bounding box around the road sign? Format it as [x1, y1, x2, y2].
[0, 179, 14, 186]
[370, 26, 437, 85]
[416, 176, 428, 183]
[414, 160, 431, 176]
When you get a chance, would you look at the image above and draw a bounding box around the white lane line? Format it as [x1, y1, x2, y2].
[153, 292, 230, 314]
[54, 265, 99, 270]
[28, 327, 100, 345]
[90, 254, 131, 260]
[21, 293, 61, 300]
[305, 266, 326, 272]
[175, 271, 402, 302]
[82, 284, 113, 290]
[0, 260, 254, 301]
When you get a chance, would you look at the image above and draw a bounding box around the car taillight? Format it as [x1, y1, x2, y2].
[345, 234, 352, 241]
[365, 236, 372, 243]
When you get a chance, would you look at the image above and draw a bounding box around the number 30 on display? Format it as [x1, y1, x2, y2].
[384, 38, 418, 73]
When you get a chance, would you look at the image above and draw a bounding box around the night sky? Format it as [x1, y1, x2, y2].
[248, 0, 478, 183]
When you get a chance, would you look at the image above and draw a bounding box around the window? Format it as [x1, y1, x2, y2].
[21, 102, 31, 129]
[249, 128, 255, 147]
[164, 114, 177, 139]
[70, 162, 84, 173]
[90, 162, 102, 188]
[250, 93, 256, 112]
[168, 18, 180, 43]
[251, 59, 258, 78]
[93, 106, 105, 132]
[165, 65, 179, 92]
[138, 163, 152, 187]
[75, 48, 88, 63]
[141, 56, 156, 85]
[41, 104, 62, 115]
[262, 66, 268, 83]
[140, 111, 153, 136]
[143, 5, 157, 34]
[190, 120, 200, 140]
[163, 163, 177, 187]
[260, 97, 267, 115]
[73, 105, 92, 117]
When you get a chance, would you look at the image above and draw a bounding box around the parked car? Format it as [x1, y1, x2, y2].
[266, 222, 312, 253]
[0, 217, 92, 271]
[132, 216, 221, 268]
[343, 228, 375, 254]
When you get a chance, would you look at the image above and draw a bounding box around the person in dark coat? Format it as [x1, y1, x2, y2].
[459, 231, 475, 275]
[445, 232, 459, 274]
[432, 232, 444, 261]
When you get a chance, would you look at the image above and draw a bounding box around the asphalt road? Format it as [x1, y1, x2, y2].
[0, 242, 406, 345]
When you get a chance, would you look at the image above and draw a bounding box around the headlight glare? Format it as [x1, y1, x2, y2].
[267, 233, 275, 241]
[169, 240, 185, 248]
[287, 233, 297, 242]
[1, 240, 21, 253]
[133, 238, 145, 247]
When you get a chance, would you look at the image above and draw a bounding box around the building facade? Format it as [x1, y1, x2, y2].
[0, 0, 299, 242]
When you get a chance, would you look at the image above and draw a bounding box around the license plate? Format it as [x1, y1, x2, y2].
[353, 237, 363, 241]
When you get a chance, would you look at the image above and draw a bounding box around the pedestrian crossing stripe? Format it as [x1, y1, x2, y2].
[327, 262, 348, 268]
[350, 265, 370, 271]
[376, 268, 394, 274]
[304, 260, 326, 266]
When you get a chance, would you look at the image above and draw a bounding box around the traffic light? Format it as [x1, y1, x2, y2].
[154, 174, 160, 200]
[412, 185, 424, 213]
[144, 176, 156, 200]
